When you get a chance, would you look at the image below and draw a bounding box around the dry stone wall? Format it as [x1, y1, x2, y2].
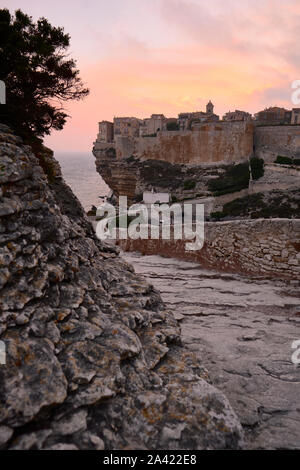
[120, 219, 300, 280]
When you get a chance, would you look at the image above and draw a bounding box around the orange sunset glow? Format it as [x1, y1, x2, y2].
[4, 0, 300, 151]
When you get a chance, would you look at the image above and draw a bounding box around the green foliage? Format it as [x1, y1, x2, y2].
[171, 195, 179, 202]
[210, 191, 300, 220]
[0, 8, 89, 143]
[166, 121, 179, 131]
[210, 211, 225, 220]
[275, 156, 300, 166]
[183, 180, 196, 190]
[208, 163, 250, 196]
[250, 157, 264, 180]
[275, 156, 293, 165]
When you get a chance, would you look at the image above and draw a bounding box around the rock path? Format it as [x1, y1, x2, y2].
[122, 251, 300, 449]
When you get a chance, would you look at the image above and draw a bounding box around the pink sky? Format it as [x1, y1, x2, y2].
[5, 0, 300, 152]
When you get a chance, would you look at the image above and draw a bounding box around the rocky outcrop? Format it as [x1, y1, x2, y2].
[93, 125, 300, 213]
[93, 145, 229, 204]
[254, 125, 300, 162]
[0, 124, 243, 450]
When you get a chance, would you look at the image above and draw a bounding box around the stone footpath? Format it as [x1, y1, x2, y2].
[123, 252, 300, 449]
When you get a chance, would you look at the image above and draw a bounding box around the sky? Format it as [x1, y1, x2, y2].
[4, 0, 300, 152]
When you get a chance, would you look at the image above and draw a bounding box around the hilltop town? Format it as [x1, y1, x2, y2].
[93, 99, 300, 216]
[97, 101, 300, 143]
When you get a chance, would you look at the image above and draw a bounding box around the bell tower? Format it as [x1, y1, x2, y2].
[206, 100, 214, 114]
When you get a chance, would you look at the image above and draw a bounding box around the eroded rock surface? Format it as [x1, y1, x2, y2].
[0, 125, 243, 449]
[93, 144, 230, 204]
[123, 252, 300, 449]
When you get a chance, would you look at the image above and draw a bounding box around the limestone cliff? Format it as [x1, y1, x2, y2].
[0, 124, 243, 450]
[93, 125, 300, 215]
[93, 146, 229, 204]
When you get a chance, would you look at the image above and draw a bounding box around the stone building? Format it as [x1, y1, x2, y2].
[206, 100, 214, 114]
[97, 120, 114, 143]
[291, 108, 300, 124]
[178, 101, 219, 130]
[114, 117, 141, 138]
[164, 117, 179, 131]
[139, 114, 166, 136]
[255, 107, 291, 125]
[223, 110, 252, 122]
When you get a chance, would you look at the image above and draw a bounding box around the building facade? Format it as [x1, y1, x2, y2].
[139, 114, 166, 136]
[255, 107, 291, 125]
[178, 101, 219, 130]
[97, 121, 114, 143]
[223, 110, 252, 121]
[291, 108, 300, 124]
[114, 117, 141, 138]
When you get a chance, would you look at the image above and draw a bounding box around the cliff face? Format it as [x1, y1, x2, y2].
[114, 123, 254, 164]
[255, 125, 300, 162]
[93, 126, 300, 217]
[0, 124, 243, 450]
[93, 146, 229, 204]
[93, 122, 255, 204]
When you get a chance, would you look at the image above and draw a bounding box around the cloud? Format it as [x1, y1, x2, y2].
[44, 0, 300, 151]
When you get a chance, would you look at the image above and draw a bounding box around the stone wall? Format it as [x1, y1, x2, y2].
[119, 219, 300, 280]
[115, 121, 254, 164]
[254, 125, 300, 162]
[95, 124, 300, 167]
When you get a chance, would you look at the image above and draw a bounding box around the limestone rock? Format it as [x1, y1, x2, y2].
[0, 125, 244, 449]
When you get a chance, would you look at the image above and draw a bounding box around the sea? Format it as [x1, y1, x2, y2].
[54, 152, 110, 212]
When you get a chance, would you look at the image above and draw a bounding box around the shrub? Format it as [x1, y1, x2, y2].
[183, 180, 196, 190]
[275, 156, 300, 166]
[210, 191, 300, 220]
[275, 156, 293, 165]
[210, 211, 225, 220]
[250, 157, 264, 180]
[208, 163, 250, 196]
[166, 122, 179, 131]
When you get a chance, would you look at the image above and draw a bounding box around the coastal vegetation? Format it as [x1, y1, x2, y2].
[250, 156, 264, 180]
[211, 190, 300, 220]
[275, 156, 300, 165]
[208, 162, 250, 196]
[0, 8, 89, 148]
